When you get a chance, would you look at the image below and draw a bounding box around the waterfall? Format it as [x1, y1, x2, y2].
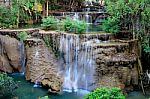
[59, 33, 96, 92]
[85, 12, 92, 33]
[84, 3, 92, 33]
[61, 34, 79, 92]
[19, 41, 25, 75]
[33, 46, 40, 67]
[73, 12, 79, 20]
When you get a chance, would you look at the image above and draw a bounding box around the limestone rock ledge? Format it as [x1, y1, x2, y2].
[25, 38, 62, 93]
[0, 35, 22, 73]
[94, 40, 139, 92]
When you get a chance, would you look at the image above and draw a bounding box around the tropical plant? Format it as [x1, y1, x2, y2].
[11, 0, 44, 27]
[74, 20, 87, 34]
[102, 17, 120, 34]
[63, 17, 86, 34]
[84, 87, 125, 99]
[41, 16, 58, 30]
[17, 31, 28, 41]
[0, 0, 35, 28]
[0, 73, 17, 97]
[63, 17, 73, 32]
[0, 5, 17, 28]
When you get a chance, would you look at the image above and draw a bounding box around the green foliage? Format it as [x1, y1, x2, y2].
[63, 17, 73, 32]
[102, 17, 120, 34]
[12, 0, 31, 24]
[141, 36, 150, 55]
[0, 5, 17, 28]
[105, 0, 129, 18]
[104, 0, 150, 54]
[0, 0, 44, 28]
[75, 20, 87, 34]
[0, 73, 17, 96]
[39, 96, 50, 99]
[63, 17, 86, 34]
[84, 87, 125, 99]
[41, 16, 58, 30]
[17, 32, 28, 41]
[49, 5, 61, 10]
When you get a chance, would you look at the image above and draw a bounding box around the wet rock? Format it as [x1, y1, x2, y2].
[42, 79, 62, 93]
[131, 65, 139, 85]
[39, 30, 139, 92]
[25, 38, 62, 93]
[0, 35, 22, 72]
[97, 74, 123, 89]
[95, 40, 139, 91]
[0, 55, 13, 73]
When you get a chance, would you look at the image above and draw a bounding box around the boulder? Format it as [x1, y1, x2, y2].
[0, 35, 22, 72]
[0, 55, 13, 73]
[42, 79, 62, 93]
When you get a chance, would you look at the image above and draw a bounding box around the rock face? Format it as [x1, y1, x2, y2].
[39, 31, 139, 92]
[0, 29, 140, 93]
[0, 35, 22, 73]
[0, 29, 62, 94]
[25, 38, 62, 93]
[94, 41, 139, 91]
[0, 28, 39, 73]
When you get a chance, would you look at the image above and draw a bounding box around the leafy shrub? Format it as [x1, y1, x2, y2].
[63, 17, 73, 32]
[0, 73, 17, 97]
[41, 16, 58, 30]
[63, 17, 86, 34]
[84, 87, 125, 99]
[0, 5, 17, 28]
[74, 20, 87, 34]
[39, 96, 50, 99]
[102, 17, 120, 34]
[17, 31, 28, 41]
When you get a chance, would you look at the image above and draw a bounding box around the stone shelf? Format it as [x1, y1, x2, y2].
[105, 53, 137, 66]
[0, 28, 39, 38]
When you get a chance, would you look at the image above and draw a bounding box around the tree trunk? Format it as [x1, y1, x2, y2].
[46, 0, 49, 17]
[16, 0, 19, 28]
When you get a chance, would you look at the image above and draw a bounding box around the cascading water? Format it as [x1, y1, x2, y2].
[32, 45, 42, 87]
[19, 41, 26, 75]
[85, 13, 92, 32]
[57, 0, 105, 93]
[60, 34, 79, 92]
[59, 33, 96, 92]
[84, 1, 92, 32]
[73, 12, 79, 20]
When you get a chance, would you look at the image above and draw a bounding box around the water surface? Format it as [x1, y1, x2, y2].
[9, 73, 150, 99]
